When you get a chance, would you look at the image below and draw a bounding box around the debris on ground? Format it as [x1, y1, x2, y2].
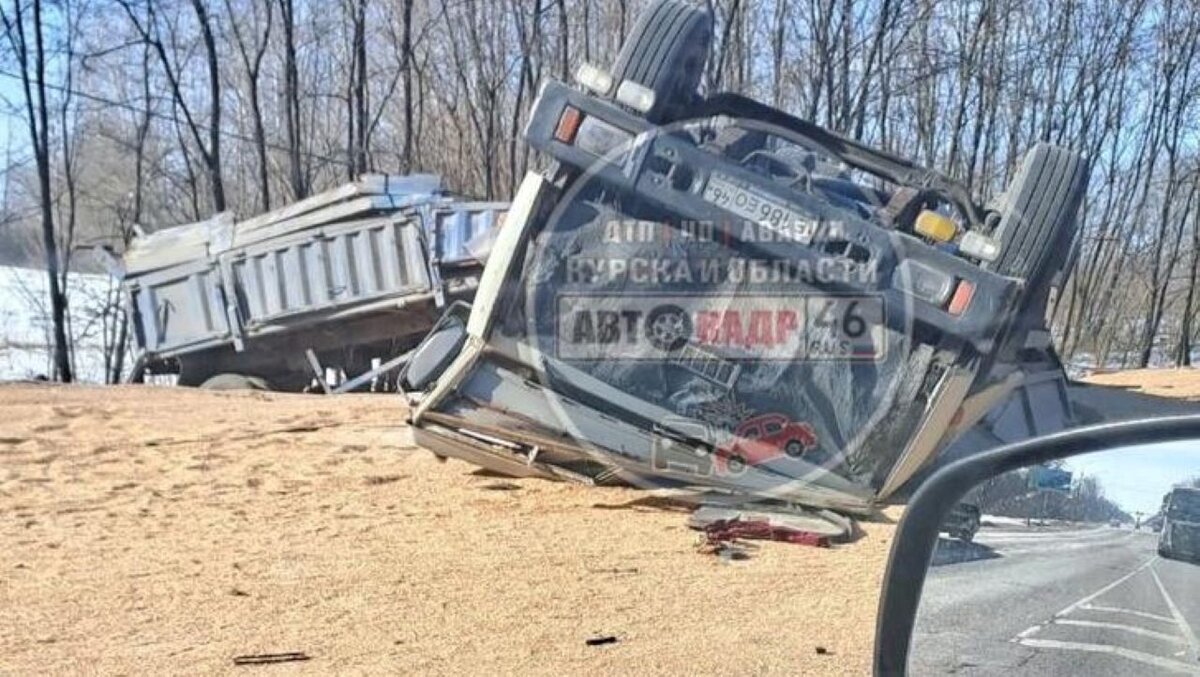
[2, 383, 900, 675]
[700, 518, 832, 550]
[585, 635, 620, 647]
[232, 652, 311, 665]
[687, 505, 854, 541]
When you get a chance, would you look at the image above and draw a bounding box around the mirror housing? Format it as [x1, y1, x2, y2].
[873, 415, 1200, 675]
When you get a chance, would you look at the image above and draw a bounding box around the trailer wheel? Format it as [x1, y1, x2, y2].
[200, 373, 272, 392]
[610, 0, 712, 123]
[989, 143, 1089, 297]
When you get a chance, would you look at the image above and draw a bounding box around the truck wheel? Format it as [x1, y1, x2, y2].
[610, 0, 713, 123]
[989, 143, 1089, 297]
[200, 373, 272, 392]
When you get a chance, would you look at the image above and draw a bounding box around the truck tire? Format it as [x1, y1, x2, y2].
[200, 373, 272, 392]
[990, 143, 1089, 294]
[610, 0, 712, 123]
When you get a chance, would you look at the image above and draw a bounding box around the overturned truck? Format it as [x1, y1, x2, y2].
[400, 0, 1087, 519]
[115, 175, 507, 391]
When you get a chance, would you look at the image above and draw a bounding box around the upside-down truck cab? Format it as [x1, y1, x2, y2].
[399, 0, 1087, 518]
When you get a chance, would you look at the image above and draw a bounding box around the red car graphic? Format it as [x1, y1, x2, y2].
[716, 414, 819, 473]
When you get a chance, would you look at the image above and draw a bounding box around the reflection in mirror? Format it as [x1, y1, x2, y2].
[911, 442, 1200, 675]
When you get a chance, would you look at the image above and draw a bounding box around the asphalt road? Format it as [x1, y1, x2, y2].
[910, 524, 1200, 675]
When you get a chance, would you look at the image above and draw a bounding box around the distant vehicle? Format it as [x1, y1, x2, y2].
[1109, 519, 1121, 528]
[715, 414, 818, 472]
[1159, 486, 1200, 562]
[940, 503, 981, 543]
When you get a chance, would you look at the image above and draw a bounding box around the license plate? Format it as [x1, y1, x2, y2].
[702, 173, 817, 244]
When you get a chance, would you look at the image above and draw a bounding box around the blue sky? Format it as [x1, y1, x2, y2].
[1064, 441, 1200, 516]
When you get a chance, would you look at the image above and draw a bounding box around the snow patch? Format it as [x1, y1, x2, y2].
[0, 265, 124, 383]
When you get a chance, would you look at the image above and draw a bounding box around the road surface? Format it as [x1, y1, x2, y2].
[911, 524, 1200, 675]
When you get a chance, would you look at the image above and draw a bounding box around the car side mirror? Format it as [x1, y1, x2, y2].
[874, 416, 1200, 675]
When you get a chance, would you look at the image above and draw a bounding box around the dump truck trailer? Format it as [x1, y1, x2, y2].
[398, 0, 1085, 516]
[115, 174, 507, 391]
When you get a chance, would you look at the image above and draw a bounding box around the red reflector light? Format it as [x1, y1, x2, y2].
[555, 106, 583, 144]
[948, 280, 975, 316]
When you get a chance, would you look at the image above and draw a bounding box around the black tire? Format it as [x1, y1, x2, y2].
[785, 440, 805, 458]
[610, 0, 713, 123]
[990, 143, 1089, 298]
[199, 373, 272, 391]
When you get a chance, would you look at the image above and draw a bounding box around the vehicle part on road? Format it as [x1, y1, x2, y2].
[231, 652, 311, 666]
[688, 504, 853, 541]
[701, 518, 832, 550]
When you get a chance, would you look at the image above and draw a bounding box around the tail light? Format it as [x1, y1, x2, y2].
[948, 280, 975, 316]
[554, 106, 583, 144]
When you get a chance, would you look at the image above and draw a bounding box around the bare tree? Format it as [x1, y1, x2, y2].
[222, 0, 273, 212]
[1, 0, 73, 381]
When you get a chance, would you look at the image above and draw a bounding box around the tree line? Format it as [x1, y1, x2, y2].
[2, 0, 1200, 382]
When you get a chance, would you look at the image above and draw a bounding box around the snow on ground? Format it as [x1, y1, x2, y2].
[0, 265, 122, 383]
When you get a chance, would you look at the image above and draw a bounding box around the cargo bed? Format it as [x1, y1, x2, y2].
[116, 175, 507, 391]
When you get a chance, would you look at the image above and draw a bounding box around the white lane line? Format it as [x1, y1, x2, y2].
[1054, 618, 1185, 644]
[1053, 556, 1158, 618]
[1017, 638, 1200, 675]
[1011, 557, 1157, 641]
[1151, 561, 1200, 662]
[1082, 603, 1178, 624]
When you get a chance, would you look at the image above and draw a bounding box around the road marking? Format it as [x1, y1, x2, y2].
[1053, 618, 1185, 644]
[1017, 638, 1200, 675]
[1053, 556, 1158, 618]
[1081, 603, 1178, 624]
[1012, 556, 1157, 642]
[1151, 561, 1200, 663]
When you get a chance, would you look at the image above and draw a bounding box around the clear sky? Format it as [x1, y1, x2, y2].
[1063, 441, 1200, 516]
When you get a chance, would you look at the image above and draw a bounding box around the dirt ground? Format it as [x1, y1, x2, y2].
[0, 383, 898, 676]
[1083, 367, 1200, 400]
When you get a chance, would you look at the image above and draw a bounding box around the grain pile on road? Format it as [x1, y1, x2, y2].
[0, 383, 895, 675]
[1084, 368, 1200, 401]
